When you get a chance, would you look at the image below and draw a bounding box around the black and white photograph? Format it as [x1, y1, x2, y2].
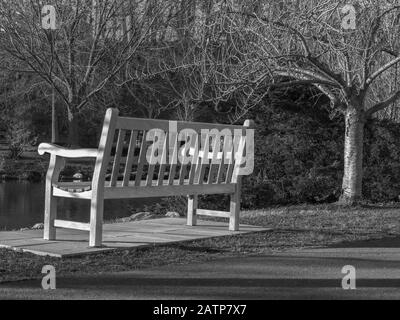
[0, 0, 400, 306]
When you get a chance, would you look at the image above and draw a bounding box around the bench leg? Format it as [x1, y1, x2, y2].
[229, 186, 240, 231]
[187, 195, 198, 226]
[44, 190, 57, 240]
[89, 198, 104, 247]
[43, 155, 64, 241]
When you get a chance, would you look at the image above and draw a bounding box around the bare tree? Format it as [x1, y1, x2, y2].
[0, 0, 159, 145]
[206, 0, 400, 205]
[116, 0, 262, 123]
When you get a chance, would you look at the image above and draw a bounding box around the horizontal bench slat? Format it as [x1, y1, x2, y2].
[53, 177, 236, 192]
[53, 189, 92, 199]
[116, 117, 246, 132]
[52, 182, 235, 199]
[196, 209, 230, 218]
[54, 220, 90, 231]
[53, 181, 92, 193]
[104, 183, 235, 199]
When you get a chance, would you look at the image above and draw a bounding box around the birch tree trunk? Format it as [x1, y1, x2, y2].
[339, 103, 365, 205]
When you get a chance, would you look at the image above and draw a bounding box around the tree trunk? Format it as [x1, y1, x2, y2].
[51, 89, 59, 144]
[67, 107, 79, 146]
[339, 105, 365, 205]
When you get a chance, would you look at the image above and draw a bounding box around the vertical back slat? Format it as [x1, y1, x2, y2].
[207, 134, 221, 184]
[146, 136, 158, 187]
[217, 132, 233, 183]
[217, 136, 227, 183]
[135, 131, 147, 186]
[178, 164, 187, 185]
[178, 132, 192, 185]
[123, 130, 138, 186]
[188, 135, 199, 185]
[225, 135, 236, 184]
[168, 137, 178, 185]
[231, 135, 246, 184]
[195, 133, 210, 184]
[216, 157, 226, 183]
[110, 130, 126, 186]
[157, 132, 168, 186]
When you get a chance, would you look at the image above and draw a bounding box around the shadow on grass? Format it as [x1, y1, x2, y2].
[7, 276, 400, 289]
[327, 235, 400, 249]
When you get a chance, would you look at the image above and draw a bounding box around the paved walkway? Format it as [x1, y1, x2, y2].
[0, 218, 267, 257]
[3, 246, 400, 299]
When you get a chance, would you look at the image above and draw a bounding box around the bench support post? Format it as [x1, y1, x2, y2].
[229, 183, 241, 231]
[187, 195, 198, 226]
[89, 108, 118, 247]
[44, 191, 57, 240]
[89, 197, 104, 247]
[44, 155, 64, 240]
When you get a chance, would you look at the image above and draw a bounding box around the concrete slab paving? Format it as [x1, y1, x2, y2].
[0, 218, 268, 258]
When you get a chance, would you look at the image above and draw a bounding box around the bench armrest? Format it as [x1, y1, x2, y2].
[38, 143, 98, 158]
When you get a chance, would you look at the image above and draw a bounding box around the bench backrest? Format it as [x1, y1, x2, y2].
[93, 108, 254, 189]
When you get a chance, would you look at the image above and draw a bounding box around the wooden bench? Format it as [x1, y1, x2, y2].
[38, 108, 254, 247]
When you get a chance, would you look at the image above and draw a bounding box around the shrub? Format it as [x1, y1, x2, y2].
[5, 123, 34, 159]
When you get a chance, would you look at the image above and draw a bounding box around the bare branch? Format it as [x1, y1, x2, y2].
[366, 90, 400, 117]
[366, 56, 400, 86]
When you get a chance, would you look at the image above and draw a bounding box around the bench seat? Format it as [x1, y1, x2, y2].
[53, 180, 236, 199]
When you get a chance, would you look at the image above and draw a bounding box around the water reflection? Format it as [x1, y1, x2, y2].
[0, 181, 156, 230]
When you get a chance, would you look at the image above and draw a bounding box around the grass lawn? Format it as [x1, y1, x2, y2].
[1, 203, 400, 283]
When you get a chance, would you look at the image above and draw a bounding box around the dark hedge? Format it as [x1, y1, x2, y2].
[240, 87, 400, 208]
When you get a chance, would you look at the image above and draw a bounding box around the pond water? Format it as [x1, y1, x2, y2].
[0, 181, 158, 230]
